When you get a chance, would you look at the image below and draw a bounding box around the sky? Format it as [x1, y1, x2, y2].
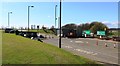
[0, 2, 118, 29]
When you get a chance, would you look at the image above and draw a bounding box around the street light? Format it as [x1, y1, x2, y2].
[59, 0, 62, 48]
[28, 6, 34, 31]
[8, 12, 12, 27]
[55, 5, 57, 28]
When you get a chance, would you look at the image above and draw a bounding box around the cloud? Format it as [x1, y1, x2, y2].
[102, 21, 118, 28]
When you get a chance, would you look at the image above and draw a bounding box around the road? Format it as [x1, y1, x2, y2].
[43, 37, 119, 65]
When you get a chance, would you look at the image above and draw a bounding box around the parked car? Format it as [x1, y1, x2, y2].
[19, 32, 27, 36]
[104, 37, 112, 40]
[113, 37, 120, 41]
[39, 35, 45, 38]
[19, 32, 37, 38]
[5, 28, 16, 33]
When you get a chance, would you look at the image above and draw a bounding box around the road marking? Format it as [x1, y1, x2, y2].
[74, 49, 98, 56]
[87, 38, 98, 40]
[70, 41, 73, 42]
[65, 46, 73, 48]
[86, 42, 88, 43]
[75, 41, 84, 43]
[77, 38, 117, 43]
[92, 53, 98, 55]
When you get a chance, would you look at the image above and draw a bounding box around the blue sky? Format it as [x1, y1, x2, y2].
[1, 2, 118, 28]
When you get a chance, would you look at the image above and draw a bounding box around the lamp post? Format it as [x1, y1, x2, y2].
[104, 28, 107, 36]
[55, 5, 57, 28]
[8, 12, 12, 27]
[28, 6, 34, 31]
[59, 0, 62, 48]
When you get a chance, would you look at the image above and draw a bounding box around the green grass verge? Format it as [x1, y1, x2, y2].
[2, 33, 99, 64]
[0, 30, 2, 65]
[108, 31, 120, 36]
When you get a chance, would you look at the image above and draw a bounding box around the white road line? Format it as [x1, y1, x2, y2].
[75, 41, 84, 43]
[88, 39, 98, 40]
[92, 53, 98, 55]
[86, 42, 88, 43]
[74, 49, 98, 56]
[65, 46, 73, 48]
[87, 38, 116, 43]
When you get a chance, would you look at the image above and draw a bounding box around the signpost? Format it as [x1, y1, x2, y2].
[97, 31, 106, 38]
[83, 30, 91, 35]
[97, 31, 105, 36]
[82, 30, 91, 37]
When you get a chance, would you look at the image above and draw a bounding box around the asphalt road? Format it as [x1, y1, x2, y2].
[43, 37, 119, 65]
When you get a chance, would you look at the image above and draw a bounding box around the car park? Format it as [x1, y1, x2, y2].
[5, 28, 15, 33]
[19, 32, 38, 38]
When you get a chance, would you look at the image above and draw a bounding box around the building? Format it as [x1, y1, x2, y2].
[108, 28, 120, 32]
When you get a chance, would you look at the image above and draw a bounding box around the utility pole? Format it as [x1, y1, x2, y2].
[59, 0, 62, 48]
[28, 6, 34, 31]
[8, 12, 12, 27]
[55, 5, 57, 28]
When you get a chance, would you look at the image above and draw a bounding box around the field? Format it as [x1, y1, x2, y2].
[2, 32, 100, 65]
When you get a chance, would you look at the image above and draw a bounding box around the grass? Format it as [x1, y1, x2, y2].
[0, 30, 2, 65]
[108, 31, 120, 37]
[2, 33, 100, 65]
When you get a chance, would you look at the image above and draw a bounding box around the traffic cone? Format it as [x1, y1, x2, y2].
[114, 43, 116, 48]
[96, 40, 98, 45]
[105, 42, 107, 47]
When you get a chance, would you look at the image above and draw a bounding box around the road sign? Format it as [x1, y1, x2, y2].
[97, 31, 105, 36]
[83, 30, 91, 35]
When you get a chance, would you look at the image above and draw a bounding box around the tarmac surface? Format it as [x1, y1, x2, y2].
[43, 37, 119, 65]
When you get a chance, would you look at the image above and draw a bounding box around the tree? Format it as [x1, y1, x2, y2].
[78, 23, 90, 31]
[33, 25, 36, 29]
[42, 25, 46, 29]
[62, 23, 77, 29]
[50, 26, 55, 33]
[42, 25, 48, 33]
[89, 22, 98, 29]
[61, 22, 109, 35]
[83, 23, 90, 30]
[90, 22, 108, 34]
[31, 25, 34, 30]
